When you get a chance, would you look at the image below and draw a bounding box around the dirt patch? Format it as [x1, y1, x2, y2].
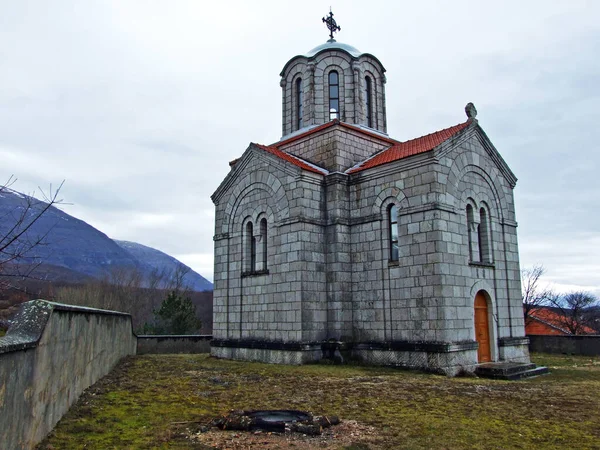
[182, 419, 379, 449]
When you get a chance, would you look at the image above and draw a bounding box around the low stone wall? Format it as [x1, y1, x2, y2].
[137, 335, 212, 354]
[0, 300, 137, 450]
[528, 334, 600, 356]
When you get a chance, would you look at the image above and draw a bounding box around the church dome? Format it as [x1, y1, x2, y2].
[279, 14, 387, 138]
[305, 39, 362, 58]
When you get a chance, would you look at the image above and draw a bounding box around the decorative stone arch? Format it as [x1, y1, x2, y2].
[314, 53, 353, 74]
[222, 172, 289, 235]
[447, 153, 509, 219]
[284, 62, 307, 83]
[465, 196, 477, 209]
[469, 281, 499, 362]
[373, 186, 408, 216]
[455, 165, 505, 222]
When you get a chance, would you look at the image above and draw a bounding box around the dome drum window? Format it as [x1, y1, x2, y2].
[329, 71, 339, 120]
[296, 78, 303, 131]
[366, 76, 373, 128]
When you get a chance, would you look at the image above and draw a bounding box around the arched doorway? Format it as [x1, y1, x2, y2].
[474, 291, 491, 363]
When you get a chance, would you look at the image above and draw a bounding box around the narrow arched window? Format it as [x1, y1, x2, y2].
[466, 204, 474, 261]
[328, 71, 339, 120]
[260, 218, 267, 270]
[478, 208, 490, 262]
[365, 76, 373, 128]
[389, 205, 399, 261]
[246, 222, 255, 272]
[296, 78, 303, 130]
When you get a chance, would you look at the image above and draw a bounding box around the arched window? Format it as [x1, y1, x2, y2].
[245, 222, 255, 272]
[466, 204, 475, 261]
[389, 205, 399, 261]
[296, 78, 303, 130]
[260, 218, 267, 270]
[365, 76, 373, 128]
[478, 207, 491, 262]
[328, 71, 339, 120]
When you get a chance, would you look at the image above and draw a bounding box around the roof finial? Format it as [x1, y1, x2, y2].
[322, 8, 341, 41]
[465, 102, 478, 120]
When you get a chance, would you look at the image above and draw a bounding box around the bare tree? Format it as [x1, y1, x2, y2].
[521, 265, 555, 325]
[54, 265, 203, 332]
[0, 176, 64, 291]
[549, 291, 599, 335]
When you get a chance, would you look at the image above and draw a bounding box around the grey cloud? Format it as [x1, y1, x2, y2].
[1, 1, 599, 288]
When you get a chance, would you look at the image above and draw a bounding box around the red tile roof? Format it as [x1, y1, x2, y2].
[254, 143, 327, 175]
[235, 119, 472, 175]
[346, 121, 471, 174]
[527, 307, 596, 335]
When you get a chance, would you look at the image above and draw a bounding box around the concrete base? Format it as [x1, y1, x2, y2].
[211, 341, 322, 365]
[211, 339, 484, 375]
[211, 338, 535, 376]
[498, 337, 530, 363]
[351, 347, 478, 376]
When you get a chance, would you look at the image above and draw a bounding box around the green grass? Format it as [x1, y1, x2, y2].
[40, 353, 600, 449]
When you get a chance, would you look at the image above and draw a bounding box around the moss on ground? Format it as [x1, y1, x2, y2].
[39, 353, 600, 449]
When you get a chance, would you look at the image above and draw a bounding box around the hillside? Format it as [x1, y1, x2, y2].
[115, 240, 212, 292]
[0, 188, 212, 291]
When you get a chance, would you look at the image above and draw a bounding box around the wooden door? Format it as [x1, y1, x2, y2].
[474, 292, 491, 363]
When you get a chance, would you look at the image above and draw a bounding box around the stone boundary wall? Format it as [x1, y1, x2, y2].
[137, 335, 212, 354]
[0, 300, 137, 450]
[528, 334, 600, 356]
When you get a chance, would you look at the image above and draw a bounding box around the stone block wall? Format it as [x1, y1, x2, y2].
[212, 150, 328, 345]
[344, 125, 527, 363]
[212, 120, 529, 370]
[528, 335, 600, 356]
[279, 123, 390, 172]
[0, 300, 136, 450]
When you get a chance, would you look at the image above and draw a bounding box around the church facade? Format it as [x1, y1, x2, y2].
[211, 28, 530, 375]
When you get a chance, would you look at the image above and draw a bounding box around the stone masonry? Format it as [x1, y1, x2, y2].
[211, 37, 530, 375]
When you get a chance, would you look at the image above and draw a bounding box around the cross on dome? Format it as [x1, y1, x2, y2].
[322, 9, 341, 40]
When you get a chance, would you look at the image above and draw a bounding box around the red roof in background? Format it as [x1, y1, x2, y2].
[346, 121, 471, 174]
[254, 144, 326, 175]
[232, 119, 472, 175]
[527, 307, 596, 335]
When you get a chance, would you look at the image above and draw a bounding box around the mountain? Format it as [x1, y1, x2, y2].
[0, 188, 212, 291]
[115, 240, 213, 292]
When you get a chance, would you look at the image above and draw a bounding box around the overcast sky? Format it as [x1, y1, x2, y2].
[1, 1, 598, 295]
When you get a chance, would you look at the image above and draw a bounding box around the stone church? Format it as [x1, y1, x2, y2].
[211, 17, 530, 375]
